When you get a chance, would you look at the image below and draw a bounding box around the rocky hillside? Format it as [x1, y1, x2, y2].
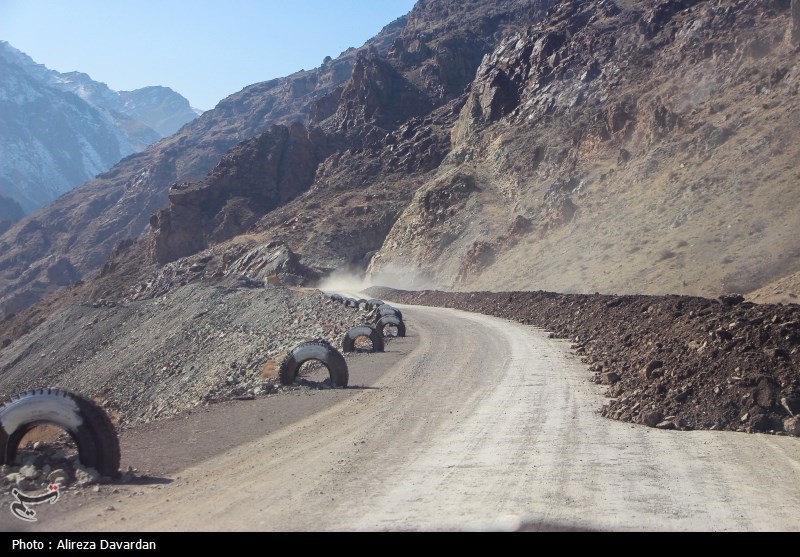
[0, 0, 797, 327]
[0, 283, 373, 427]
[370, 0, 800, 302]
[96, 0, 800, 310]
[0, 1, 556, 320]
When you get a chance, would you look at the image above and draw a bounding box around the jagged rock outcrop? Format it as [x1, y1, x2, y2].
[149, 122, 324, 264]
[313, 50, 435, 146]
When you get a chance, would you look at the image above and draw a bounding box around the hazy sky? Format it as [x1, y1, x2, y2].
[0, 0, 417, 110]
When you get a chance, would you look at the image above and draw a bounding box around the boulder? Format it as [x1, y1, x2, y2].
[600, 371, 621, 385]
[641, 360, 664, 380]
[784, 416, 800, 436]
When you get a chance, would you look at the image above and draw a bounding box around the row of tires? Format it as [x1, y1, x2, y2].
[279, 295, 409, 388]
[329, 294, 406, 337]
[0, 296, 409, 480]
[329, 294, 384, 312]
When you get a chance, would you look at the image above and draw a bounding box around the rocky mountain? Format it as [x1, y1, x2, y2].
[119, 86, 203, 137]
[0, 41, 198, 214]
[52, 70, 201, 136]
[369, 0, 800, 301]
[0, 1, 555, 319]
[1, 0, 799, 327]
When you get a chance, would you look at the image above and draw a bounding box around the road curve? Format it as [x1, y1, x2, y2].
[38, 303, 800, 531]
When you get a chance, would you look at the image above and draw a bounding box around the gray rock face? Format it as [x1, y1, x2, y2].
[149, 122, 323, 264]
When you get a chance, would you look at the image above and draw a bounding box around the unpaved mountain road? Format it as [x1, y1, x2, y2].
[19, 303, 800, 531]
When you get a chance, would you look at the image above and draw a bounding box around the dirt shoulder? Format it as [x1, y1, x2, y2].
[368, 287, 800, 436]
[0, 334, 416, 531]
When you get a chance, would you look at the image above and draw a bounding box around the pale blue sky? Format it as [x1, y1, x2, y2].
[0, 0, 417, 110]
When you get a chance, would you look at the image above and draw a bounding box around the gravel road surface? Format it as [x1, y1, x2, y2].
[12, 303, 800, 531]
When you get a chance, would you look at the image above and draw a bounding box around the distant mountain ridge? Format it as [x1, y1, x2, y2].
[0, 41, 199, 213]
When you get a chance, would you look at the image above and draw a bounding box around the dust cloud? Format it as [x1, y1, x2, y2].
[316, 263, 440, 293]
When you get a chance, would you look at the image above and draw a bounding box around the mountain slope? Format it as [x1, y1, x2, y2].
[0, 53, 152, 213]
[0, 1, 557, 319]
[0, 41, 199, 215]
[2, 0, 798, 328]
[369, 0, 800, 299]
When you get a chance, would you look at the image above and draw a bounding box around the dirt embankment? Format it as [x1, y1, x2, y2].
[368, 287, 800, 436]
[0, 285, 371, 428]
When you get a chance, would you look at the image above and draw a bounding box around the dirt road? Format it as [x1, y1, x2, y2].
[22, 303, 800, 531]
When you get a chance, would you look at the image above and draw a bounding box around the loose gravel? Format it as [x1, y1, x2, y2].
[368, 287, 800, 436]
[0, 284, 371, 428]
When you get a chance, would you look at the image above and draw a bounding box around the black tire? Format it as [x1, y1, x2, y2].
[279, 341, 349, 387]
[342, 298, 357, 308]
[367, 299, 384, 307]
[0, 388, 121, 478]
[375, 305, 403, 321]
[375, 315, 406, 338]
[342, 325, 385, 353]
[356, 299, 369, 311]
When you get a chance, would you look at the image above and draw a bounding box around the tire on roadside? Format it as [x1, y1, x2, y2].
[279, 341, 349, 387]
[375, 315, 406, 338]
[342, 325, 385, 353]
[374, 305, 403, 321]
[0, 388, 121, 478]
